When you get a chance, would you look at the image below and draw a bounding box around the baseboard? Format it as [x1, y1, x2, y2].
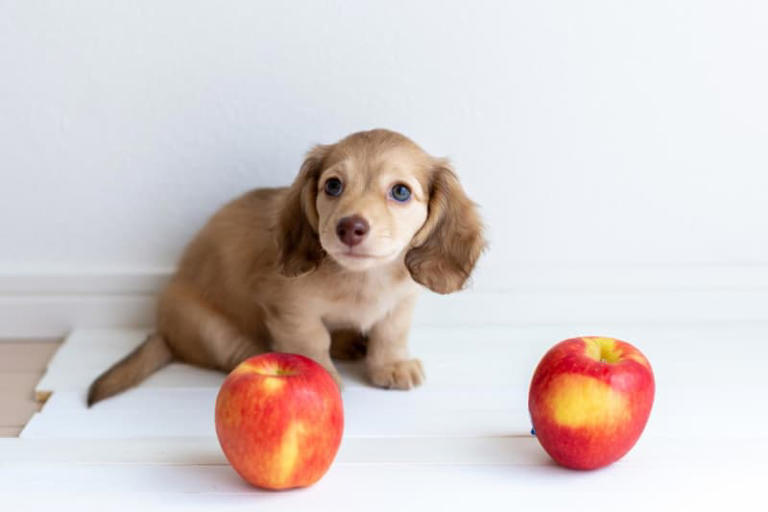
[1, 265, 766, 338]
[0, 270, 170, 338]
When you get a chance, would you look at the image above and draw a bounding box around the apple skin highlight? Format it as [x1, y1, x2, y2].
[529, 337, 655, 470]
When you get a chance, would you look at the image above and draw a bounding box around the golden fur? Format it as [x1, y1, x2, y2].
[88, 129, 485, 405]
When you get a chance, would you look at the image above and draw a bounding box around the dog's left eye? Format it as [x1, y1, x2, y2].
[324, 177, 344, 197]
[390, 183, 411, 202]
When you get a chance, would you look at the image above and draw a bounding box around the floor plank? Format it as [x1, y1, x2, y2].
[24, 325, 768, 440]
[0, 426, 22, 437]
[4, 435, 766, 467]
[0, 340, 60, 372]
[0, 392, 40, 427]
[0, 450, 764, 511]
[0, 339, 60, 436]
[0, 372, 41, 394]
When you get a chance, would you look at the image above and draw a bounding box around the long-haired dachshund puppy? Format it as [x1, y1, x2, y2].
[88, 129, 485, 405]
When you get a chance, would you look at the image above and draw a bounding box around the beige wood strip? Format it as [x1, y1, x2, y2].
[0, 372, 42, 393]
[0, 340, 60, 433]
[0, 340, 60, 372]
[0, 392, 40, 426]
[0, 426, 22, 437]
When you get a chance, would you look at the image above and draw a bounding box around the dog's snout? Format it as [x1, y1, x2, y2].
[336, 215, 369, 247]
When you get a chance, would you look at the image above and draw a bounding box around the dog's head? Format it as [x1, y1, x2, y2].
[277, 129, 485, 294]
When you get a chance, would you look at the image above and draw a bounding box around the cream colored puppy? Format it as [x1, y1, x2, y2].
[88, 129, 485, 406]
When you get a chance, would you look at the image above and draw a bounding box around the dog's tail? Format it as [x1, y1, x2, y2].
[87, 333, 173, 407]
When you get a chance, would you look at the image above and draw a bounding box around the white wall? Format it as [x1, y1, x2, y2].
[1, 1, 767, 290]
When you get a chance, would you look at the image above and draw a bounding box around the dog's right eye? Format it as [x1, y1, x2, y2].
[324, 177, 344, 197]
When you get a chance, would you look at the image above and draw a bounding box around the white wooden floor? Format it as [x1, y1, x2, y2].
[3, 324, 768, 510]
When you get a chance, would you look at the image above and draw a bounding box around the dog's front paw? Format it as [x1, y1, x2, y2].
[368, 359, 424, 390]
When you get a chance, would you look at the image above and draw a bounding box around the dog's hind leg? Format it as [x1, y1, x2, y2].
[158, 281, 267, 373]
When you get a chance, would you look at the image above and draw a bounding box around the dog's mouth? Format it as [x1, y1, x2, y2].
[335, 250, 394, 260]
[320, 231, 399, 265]
[326, 246, 400, 267]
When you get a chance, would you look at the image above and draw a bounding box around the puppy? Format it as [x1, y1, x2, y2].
[87, 129, 485, 405]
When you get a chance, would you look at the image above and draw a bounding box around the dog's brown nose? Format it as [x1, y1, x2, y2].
[336, 215, 369, 247]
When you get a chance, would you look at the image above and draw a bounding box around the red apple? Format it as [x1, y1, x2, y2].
[528, 336, 654, 470]
[215, 353, 344, 490]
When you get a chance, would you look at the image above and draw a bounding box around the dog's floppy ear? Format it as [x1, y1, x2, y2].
[405, 160, 486, 294]
[276, 144, 330, 277]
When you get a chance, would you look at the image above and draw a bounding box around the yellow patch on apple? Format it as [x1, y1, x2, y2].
[546, 374, 629, 428]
